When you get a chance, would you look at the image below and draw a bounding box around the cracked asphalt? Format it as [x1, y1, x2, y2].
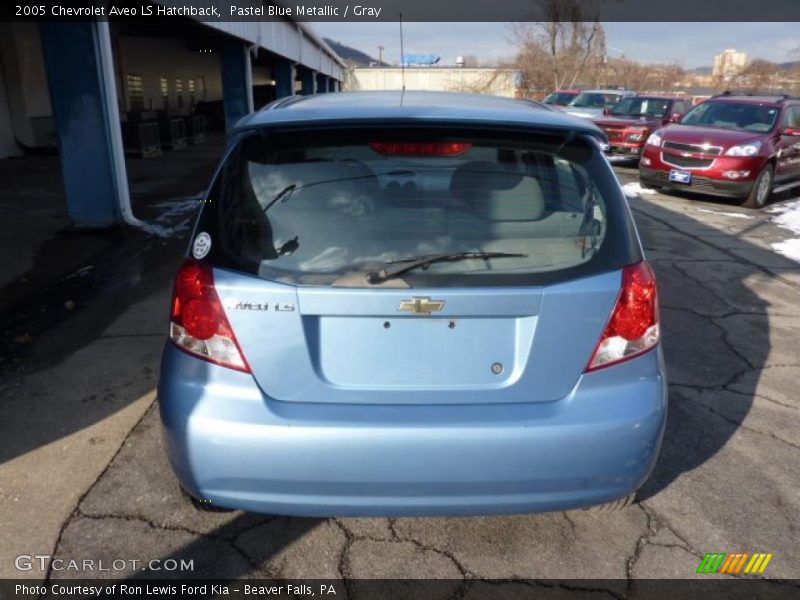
[3, 164, 800, 585]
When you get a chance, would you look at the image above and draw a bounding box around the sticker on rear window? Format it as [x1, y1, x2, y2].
[192, 232, 212, 259]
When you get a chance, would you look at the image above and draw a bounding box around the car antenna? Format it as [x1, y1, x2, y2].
[399, 12, 405, 105]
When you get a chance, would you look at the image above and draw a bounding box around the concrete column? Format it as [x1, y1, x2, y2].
[39, 22, 133, 228]
[299, 67, 316, 95]
[0, 49, 22, 158]
[316, 73, 328, 94]
[220, 41, 254, 131]
[274, 57, 296, 99]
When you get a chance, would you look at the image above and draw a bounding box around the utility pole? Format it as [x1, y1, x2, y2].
[378, 45, 385, 66]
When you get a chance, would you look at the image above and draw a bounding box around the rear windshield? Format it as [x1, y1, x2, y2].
[611, 98, 670, 118]
[197, 127, 639, 287]
[681, 100, 779, 132]
[569, 93, 621, 108]
[544, 92, 577, 105]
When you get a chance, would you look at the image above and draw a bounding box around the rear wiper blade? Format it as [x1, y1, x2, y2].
[262, 174, 382, 215]
[262, 184, 297, 213]
[366, 251, 527, 284]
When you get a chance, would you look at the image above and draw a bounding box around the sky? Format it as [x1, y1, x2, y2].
[312, 22, 800, 68]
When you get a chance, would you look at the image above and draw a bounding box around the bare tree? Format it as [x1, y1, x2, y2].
[605, 58, 648, 90]
[793, 64, 800, 96]
[509, 0, 605, 93]
[508, 27, 556, 94]
[729, 60, 779, 92]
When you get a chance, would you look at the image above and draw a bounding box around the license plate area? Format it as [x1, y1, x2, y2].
[310, 316, 535, 389]
[669, 169, 692, 184]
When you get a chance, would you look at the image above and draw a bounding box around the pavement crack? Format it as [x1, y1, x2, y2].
[409, 538, 472, 579]
[330, 518, 355, 593]
[42, 399, 157, 584]
[380, 529, 473, 580]
[624, 504, 655, 584]
[677, 391, 800, 450]
[668, 261, 742, 315]
[631, 203, 800, 292]
[387, 517, 401, 541]
[498, 577, 624, 600]
[228, 537, 269, 576]
[718, 381, 800, 413]
[562, 511, 578, 531]
[75, 510, 229, 539]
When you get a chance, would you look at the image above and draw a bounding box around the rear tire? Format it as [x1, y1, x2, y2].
[742, 164, 773, 209]
[181, 487, 234, 513]
[583, 492, 637, 513]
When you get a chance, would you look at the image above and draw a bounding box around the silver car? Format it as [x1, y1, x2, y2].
[565, 89, 637, 119]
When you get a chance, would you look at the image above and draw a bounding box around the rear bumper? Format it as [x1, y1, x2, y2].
[158, 344, 667, 517]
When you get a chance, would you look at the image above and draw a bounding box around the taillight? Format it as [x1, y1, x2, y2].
[369, 142, 472, 156]
[586, 261, 659, 372]
[169, 260, 250, 373]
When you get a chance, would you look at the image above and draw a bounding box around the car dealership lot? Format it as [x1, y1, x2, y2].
[2, 166, 799, 583]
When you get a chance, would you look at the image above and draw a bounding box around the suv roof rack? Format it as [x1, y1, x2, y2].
[715, 90, 799, 102]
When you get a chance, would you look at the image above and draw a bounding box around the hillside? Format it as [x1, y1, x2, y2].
[323, 38, 385, 67]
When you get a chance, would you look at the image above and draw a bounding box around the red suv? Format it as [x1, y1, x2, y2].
[639, 93, 800, 208]
[593, 95, 691, 159]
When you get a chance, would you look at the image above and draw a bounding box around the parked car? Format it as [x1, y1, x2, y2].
[640, 93, 800, 208]
[159, 90, 667, 517]
[564, 89, 636, 119]
[593, 95, 692, 160]
[542, 89, 581, 107]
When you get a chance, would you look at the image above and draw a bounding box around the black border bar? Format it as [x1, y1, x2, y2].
[4, 0, 800, 22]
[4, 579, 800, 600]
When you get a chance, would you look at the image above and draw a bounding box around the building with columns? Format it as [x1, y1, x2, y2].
[0, 8, 345, 228]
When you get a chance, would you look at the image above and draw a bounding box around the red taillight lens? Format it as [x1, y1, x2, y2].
[369, 142, 472, 156]
[169, 260, 250, 372]
[586, 261, 659, 372]
[182, 298, 220, 340]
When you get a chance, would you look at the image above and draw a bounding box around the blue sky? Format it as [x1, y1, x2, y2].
[312, 22, 800, 68]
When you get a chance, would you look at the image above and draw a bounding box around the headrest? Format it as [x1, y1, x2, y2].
[450, 161, 545, 222]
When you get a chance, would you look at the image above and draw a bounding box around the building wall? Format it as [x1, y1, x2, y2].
[0, 20, 343, 152]
[0, 25, 229, 149]
[346, 68, 522, 98]
[0, 22, 54, 150]
[0, 53, 22, 158]
[114, 36, 224, 114]
[713, 49, 749, 78]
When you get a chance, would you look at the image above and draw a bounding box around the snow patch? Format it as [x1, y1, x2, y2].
[771, 239, 800, 262]
[621, 182, 657, 198]
[694, 208, 754, 220]
[768, 198, 800, 262]
[135, 194, 203, 238]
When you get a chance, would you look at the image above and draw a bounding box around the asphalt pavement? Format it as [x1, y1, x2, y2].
[1, 164, 799, 586]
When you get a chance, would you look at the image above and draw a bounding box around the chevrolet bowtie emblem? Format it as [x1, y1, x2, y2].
[398, 297, 445, 315]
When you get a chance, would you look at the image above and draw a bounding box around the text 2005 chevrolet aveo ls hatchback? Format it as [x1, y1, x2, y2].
[158, 91, 667, 517]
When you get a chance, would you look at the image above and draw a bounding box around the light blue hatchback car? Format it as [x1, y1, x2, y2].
[158, 91, 667, 517]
